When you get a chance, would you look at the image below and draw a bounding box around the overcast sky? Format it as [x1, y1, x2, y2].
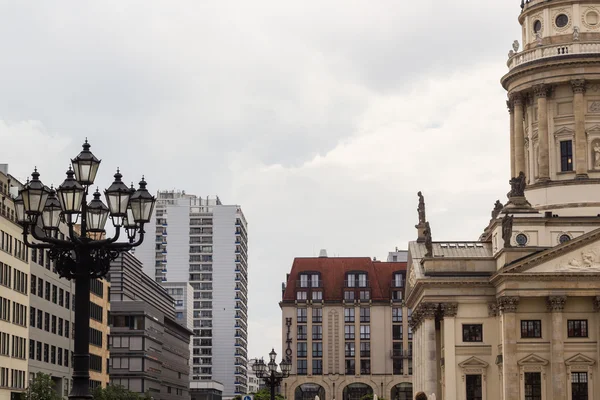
[0, 1, 522, 359]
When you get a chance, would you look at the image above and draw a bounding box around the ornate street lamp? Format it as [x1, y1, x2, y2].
[16, 140, 155, 400]
[252, 349, 291, 400]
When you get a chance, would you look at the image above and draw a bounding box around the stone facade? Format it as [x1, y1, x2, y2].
[408, 2, 600, 399]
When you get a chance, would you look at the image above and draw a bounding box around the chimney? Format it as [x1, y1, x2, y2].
[318, 249, 328, 258]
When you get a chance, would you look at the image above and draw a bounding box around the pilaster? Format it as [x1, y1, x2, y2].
[498, 296, 519, 400]
[534, 85, 551, 181]
[512, 93, 526, 175]
[547, 296, 567, 400]
[572, 79, 588, 179]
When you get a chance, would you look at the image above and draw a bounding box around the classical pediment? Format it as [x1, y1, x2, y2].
[458, 356, 489, 369]
[518, 354, 549, 366]
[565, 353, 595, 366]
[554, 126, 575, 138]
[586, 124, 600, 136]
[499, 228, 600, 274]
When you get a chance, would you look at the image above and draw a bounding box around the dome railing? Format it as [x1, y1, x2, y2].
[508, 41, 600, 70]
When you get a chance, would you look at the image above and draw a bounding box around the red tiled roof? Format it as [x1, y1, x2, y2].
[282, 257, 406, 302]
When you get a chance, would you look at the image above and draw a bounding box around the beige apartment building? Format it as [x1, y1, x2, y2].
[0, 168, 29, 400]
[281, 255, 413, 400]
[407, 1, 600, 399]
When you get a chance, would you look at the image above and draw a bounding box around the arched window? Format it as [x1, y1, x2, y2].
[391, 383, 413, 400]
[342, 383, 372, 400]
[295, 384, 325, 400]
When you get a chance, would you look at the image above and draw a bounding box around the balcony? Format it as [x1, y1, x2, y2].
[507, 42, 600, 71]
[390, 349, 412, 359]
[296, 280, 323, 289]
[344, 280, 370, 288]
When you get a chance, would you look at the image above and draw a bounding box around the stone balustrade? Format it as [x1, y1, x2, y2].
[508, 42, 600, 70]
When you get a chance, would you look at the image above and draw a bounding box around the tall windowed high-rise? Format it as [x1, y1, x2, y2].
[134, 191, 248, 398]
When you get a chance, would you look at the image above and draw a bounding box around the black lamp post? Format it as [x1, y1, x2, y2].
[252, 349, 291, 400]
[15, 140, 155, 400]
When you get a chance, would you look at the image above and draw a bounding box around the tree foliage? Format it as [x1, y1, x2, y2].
[251, 388, 285, 400]
[21, 373, 62, 400]
[92, 385, 149, 400]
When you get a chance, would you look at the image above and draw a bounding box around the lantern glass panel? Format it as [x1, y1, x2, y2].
[87, 209, 109, 232]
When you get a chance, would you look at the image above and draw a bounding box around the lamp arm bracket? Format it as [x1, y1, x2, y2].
[27, 224, 73, 248]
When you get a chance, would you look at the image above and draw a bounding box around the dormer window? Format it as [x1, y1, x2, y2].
[346, 272, 368, 288]
[299, 273, 321, 288]
[393, 273, 403, 288]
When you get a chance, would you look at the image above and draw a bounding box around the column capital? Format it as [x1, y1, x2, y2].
[509, 92, 524, 105]
[571, 79, 587, 94]
[440, 302, 458, 318]
[547, 295, 566, 312]
[533, 84, 551, 99]
[593, 296, 600, 312]
[507, 99, 514, 113]
[488, 302, 498, 317]
[419, 302, 439, 319]
[497, 296, 520, 313]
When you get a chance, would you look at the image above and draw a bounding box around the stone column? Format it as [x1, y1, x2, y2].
[498, 296, 520, 400]
[441, 303, 458, 400]
[547, 296, 567, 400]
[572, 79, 588, 179]
[512, 93, 526, 175]
[421, 303, 439, 398]
[534, 84, 551, 181]
[508, 98, 516, 177]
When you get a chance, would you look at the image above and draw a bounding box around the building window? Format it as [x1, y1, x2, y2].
[463, 324, 483, 342]
[466, 375, 482, 400]
[521, 320, 542, 338]
[392, 307, 402, 322]
[43, 344, 49, 362]
[344, 291, 355, 301]
[345, 359, 355, 375]
[408, 325, 413, 340]
[524, 372, 542, 400]
[312, 291, 323, 300]
[568, 320, 588, 337]
[45, 282, 50, 301]
[297, 360, 307, 375]
[360, 359, 371, 375]
[346, 273, 368, 288]
[312, 325, 323, 340]
[393, 325, 403, 341]
[313, 342, 323, 357]
[297, 325, 307, 340]
[393, 359, 403, 375]
[360, 307, 370, 323]
[312, 359, 323, 375]
[344, 308, 355, 323]
[360, 325, 370, 340]
[572, 372, 588, 400]
[44, 313, 50, 332]
[345, 342, 355, 357]
[297, 342, 307, 358]
[560, 140, 573, 172]
[296, 291, 307, 301]
[359, 291, 370, 300]
[312, 308, 322, 323]
[297, 308, 307, 323]
[393, 273, 403, 287]
[345, 325, 355, 340]
[360, 342, 370, 357]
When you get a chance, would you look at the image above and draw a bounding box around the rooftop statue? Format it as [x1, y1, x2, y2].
[417, 191, 426, 225]
[507, 172, 526, 198]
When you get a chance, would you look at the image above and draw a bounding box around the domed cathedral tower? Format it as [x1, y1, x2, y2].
[502, 0, 600, 215]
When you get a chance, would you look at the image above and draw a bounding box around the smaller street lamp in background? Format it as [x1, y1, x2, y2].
[252, 349, 291, 400]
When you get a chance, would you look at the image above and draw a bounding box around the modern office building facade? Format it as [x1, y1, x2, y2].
[280, 255, 413, 400]
[109, 252, 192, 400]
[134, 191, 249, 398]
